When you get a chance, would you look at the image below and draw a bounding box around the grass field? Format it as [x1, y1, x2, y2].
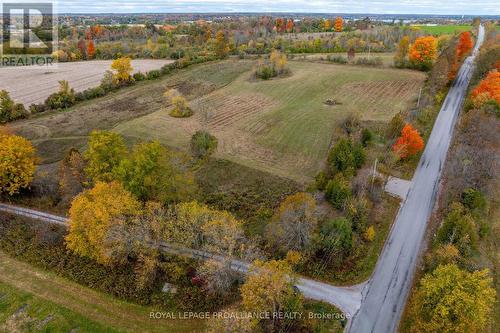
[0, 250, 203, 333]
[292, 52, 396, 67]
[115, 60, 425, 181]
[413, 24, 473, 35]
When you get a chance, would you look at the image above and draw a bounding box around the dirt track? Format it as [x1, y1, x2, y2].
[0, 59, 173, 106]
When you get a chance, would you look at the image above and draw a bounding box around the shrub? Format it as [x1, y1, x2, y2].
[255, 50, 289, 80]
[146, 70, 161, 80]
[133, 71, 146, 81]
[76, 86, 106, 101]
[28, 103, 47, 114]
[325, 175, 352, 210]
[361, 128, 374, 146]
[355, 57, 383, 67]
[315, 217, 353, 264]
[326, 55, 348, 64]
[190, 131, 218, 159]
[364, 226, 376, 242]
[45, 80, 76, 110]
[315, 171, 328, 191]
[0, 90, 28, 122]
[461, 188, 488, 214]
[436, 203, 478, 257]
[346, 196, 370, 232]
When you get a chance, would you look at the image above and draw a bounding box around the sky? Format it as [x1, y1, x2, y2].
[10, 0, 500, 15]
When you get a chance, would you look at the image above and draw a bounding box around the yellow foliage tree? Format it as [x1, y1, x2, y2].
[409, 264, 496, 333]
[66, 181, 142, 265]
[334, 17, 343, 32]
[270, 49, 288, 75]
[164, 88, 192, 118]
[267, 192, 318, 252]
[111, 57, 133, 84]
[0, 132, 36, 195]
[394, 36, 410, 66]
[84, 130, 127, 182]
[364, 225, 376, 242]
[214, 30, 228, 58]
[240, 259, 297, 317]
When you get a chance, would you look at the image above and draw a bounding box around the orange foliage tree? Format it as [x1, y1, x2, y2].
[471, 70, 500, 108]
[392, 124, 424, 159]
[334, 17, 343, 32]
[456, 31, 473, 59]
[409, 36, 438, 70]
[87, 40, 96, 59]
[286, 19, 294, 33]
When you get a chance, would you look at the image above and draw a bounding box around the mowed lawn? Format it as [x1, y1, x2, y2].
[116, 61, 425, 181]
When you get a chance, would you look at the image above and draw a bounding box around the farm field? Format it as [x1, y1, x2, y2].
[115, 60, 426, 181]
[0, 59, 173, 106]
[292, 52, 396, 67]
[412, 24, 473, 35]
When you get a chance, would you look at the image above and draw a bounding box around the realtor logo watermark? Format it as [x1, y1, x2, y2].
[1, 1, 57, 67]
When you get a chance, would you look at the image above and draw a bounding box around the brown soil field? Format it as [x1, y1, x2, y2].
[0, 59, 173, 106]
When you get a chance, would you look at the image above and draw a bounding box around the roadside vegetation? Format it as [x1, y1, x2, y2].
[401, 23, 499, 333]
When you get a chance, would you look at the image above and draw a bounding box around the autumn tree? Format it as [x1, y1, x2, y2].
[164, 88, 192, 118]
[66, 181, 142, 265]
[77, 38, 87, 59]
[0, 132, 36, 195]
[409, 36, 438, 70]
[240, 259, 302, 329]
[84, 130, 127, 182]
[286, 19, 294, 33]
[214, 30, 228, 58]
[111, 57, 133, 84]
[392, 123, 424, 159]
[114, 140, 196, 203]
[409, 264, 495, 333]
[87, 40, 96, 59]
[471, 70, 500, 108]
[394, 36, 410, 67]
[334, 17, 343, 32]
[324, 19, 332, 32]
[456, 31, 473, 59]
[266, 192, 318, 253]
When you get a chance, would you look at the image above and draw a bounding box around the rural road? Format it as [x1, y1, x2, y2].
[0, 202, 362, 317]
[349, 24, 485, 333]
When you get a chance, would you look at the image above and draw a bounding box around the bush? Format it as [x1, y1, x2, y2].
[461, 188, 488, 214]
[28, 103, 47, 114]
[75, 86, 106, 101]
[315, 217, 353, 264]
[190, 131, 218, 159]
[361, 128, 374, 147]
[45, 80, 76, 110]
[0, 90, 28, 122]
[133, 71, 146, 81]
[436, 203, 478, 257]
[346, 196, 370, 232]
[325, 176, 352, 210]
[255, 50, 289, 80]
[146, 70, 161, 80]
[326, 55, 348, 64]
[355, 57, 383, 67]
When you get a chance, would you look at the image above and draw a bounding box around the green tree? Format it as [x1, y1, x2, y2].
[190, 130, 218, 159]
[0, 131, 37, 195]
[315, 217, 353, 264]
[84, 130, 127, 182]
[325, 175, 352, 209]
[409, 264, 496, 333]
[328, 138, 365, 176]
[114, 140, 196, 203]
[0, 90, 27, 123]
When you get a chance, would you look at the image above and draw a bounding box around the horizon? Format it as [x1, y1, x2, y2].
[9, 0, 500, 16]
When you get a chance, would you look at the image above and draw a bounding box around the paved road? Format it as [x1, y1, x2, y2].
[0, 202, 362, 317]
[349, 25, 485, 333]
